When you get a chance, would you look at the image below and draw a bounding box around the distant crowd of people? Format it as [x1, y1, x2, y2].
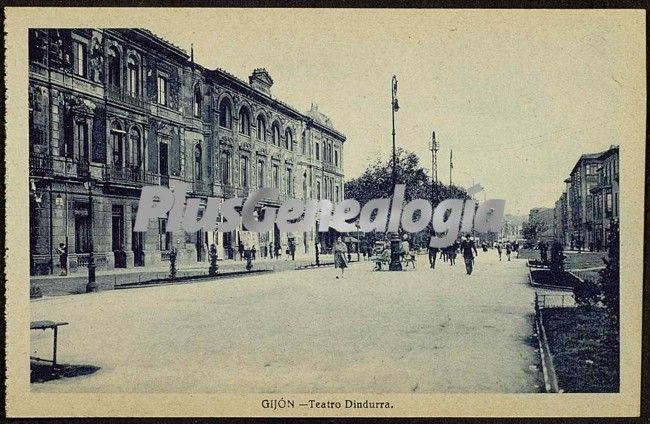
[330, 234, 526, 279]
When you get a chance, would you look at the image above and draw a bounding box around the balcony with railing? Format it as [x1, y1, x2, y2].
[76, 160, 91, 178]
[192, 179, 212, 196]
[30, 155, 101, 180]
[144, 172, 160, 185]
[323, 162, 339, 174]
[238, 186, 250, 198]
[29, 154, 53, 176]
[103, 165, 145, 185]
[106, 84, 147, 110]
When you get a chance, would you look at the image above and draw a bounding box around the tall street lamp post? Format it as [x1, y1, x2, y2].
[314, 214, 320, 266]
[355, 220, 361, 262]
[55, 184, 69, 274]
[389, 75, 402, 271]
[84, 179, 97, 292]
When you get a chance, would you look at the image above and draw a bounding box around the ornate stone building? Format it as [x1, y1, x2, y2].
[28, 29, 346, 275]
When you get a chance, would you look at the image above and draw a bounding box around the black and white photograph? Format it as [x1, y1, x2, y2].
[4, 7, 645, 418]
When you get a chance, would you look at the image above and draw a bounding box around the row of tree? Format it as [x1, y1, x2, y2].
[572, 222, 620, 320]
[522, 218, 549, 243]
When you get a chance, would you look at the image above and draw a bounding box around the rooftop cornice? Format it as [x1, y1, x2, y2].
[106, 29, 189, 61]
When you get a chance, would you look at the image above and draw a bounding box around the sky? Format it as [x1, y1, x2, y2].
[146, 9, 644, 216]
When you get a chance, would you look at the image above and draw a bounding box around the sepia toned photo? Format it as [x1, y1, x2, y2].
[5, 7, 645, 418]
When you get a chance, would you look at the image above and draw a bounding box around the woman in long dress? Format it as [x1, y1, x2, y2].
[334, 236, 348, 279]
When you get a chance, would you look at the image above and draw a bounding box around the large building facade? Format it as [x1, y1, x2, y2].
[28, 29, 346, 275]
[589, 146, 619, 250]
[567, 151, 603, 250]
[552, 145, 619, 251]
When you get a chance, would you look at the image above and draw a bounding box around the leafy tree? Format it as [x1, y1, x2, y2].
[344, 148, 467, 246]
[573, 277, 601, 307]
[522, 218, 549, 243]
[345, 148, 467, 206]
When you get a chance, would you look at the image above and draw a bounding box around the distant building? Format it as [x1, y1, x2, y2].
[590, 146, 619, 250]
[500, 214, 526, 241]
[28, 29, 346, 275]
[555, 145, 619, 251]
[563, 177, 573, 248]
[554, 191, 568, 246]
[567, 151, 603, 250]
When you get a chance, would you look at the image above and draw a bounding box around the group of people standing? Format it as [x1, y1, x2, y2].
[427, 234, 479, 275]
[332, 233, 524, 279]
[495, 240, 519, 262]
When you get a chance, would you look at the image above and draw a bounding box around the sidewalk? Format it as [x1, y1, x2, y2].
[32, 257, 298, 281]
[31, 256, 326, 297]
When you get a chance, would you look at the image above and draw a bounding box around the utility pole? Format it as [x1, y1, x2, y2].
[429, 130, 439, 186]
[449, 149, 454, 186]
[391, 75, 399, 191]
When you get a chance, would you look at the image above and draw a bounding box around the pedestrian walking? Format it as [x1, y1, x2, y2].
[289, 241, 296, 261]
[496, 242, 503, 261]
[400, 234, 410, 260]
[428, 245, 439, 269]
[460, 234, 478, 275]
[334, 236, 348, 278]
[238, 242, 244, 261]
[370, 241, 388, 271]
[513, 240, 520, 258]
[56, 243, 68, 276]
[448, 241, 459, 266]
[505, 241, 512, 261]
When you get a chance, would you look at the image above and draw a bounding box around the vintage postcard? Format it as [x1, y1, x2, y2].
[4, 7, 646, 418]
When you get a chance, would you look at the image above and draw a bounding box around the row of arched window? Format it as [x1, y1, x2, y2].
[217, 99, 295, 150]
[321, 139, 339, 167]
[107, 46, 141, 97]
[109, 121, 142, 170]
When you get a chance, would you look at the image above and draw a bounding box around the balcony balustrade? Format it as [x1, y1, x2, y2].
[76, 160, 91, 178]
[107, 85, 147, 110]
[223, 185, 235, 198]
[192, 179, 212, 196]
[103, 165, 144, 185]
[29, 154, 53, 176]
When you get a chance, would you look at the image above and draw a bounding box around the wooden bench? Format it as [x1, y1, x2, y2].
[30, 320, 68, 366]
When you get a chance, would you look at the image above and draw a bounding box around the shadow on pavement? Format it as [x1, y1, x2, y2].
[31, 361, 100, 383]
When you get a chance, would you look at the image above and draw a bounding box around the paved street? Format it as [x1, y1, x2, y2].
[31, 251, 543, 393]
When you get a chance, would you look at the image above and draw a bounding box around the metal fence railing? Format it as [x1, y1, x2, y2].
[536, 293, 576, 309]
